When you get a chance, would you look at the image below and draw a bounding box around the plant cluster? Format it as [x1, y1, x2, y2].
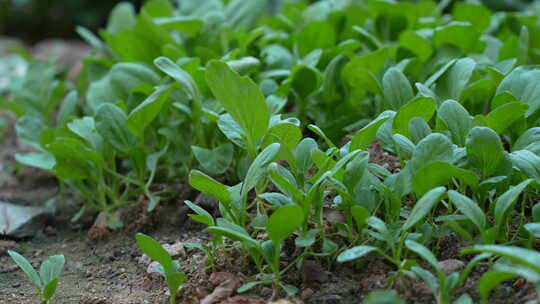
[4, 0, 540, 302]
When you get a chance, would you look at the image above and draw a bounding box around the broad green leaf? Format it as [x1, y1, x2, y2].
[392, 97, 436, 138]
[262, 122, 302, 164]
[408, 117, 431, 144]
[405, 240, 440, 273]
[486, 102, 528, 134]
[413, 162, 478, 196]
[350, 111, 393, 151]
[296, 21, 336, 58]
[494, 179, 532, 227]
[207, 226, 260, 249]
[434, 22, 480, 54]
[126, 85, 172, 137]
[267, 204, 303, 244]
[362, 290, 405, 304]
[241, 143, 280, 198]
[192, 143, 234, 175]
[524, 223, 540, 238]
[67, 117, 103, 152]
[513, 127, 540, 153]
[154, 56, 200, 100]
[15, 115, 46, 150]
[382, 67, 414, 110]
[109, 62, 161, 97]
[447, 190, 486, 231]
[463, 245, 540, 273]
[351, 205, 370, 233]
[410, 266, 439, 295]
[224, 0, 266, 29]
[410, 133, 454, 173]
[227, 57, 261, 75]
[402, 187, 446, 231]
[106, 2, 136, 34]
[8, 250, 41, 288]
[15, 153, 55, 171]
[39, 255, 65, 285]
[166, 272, 187, 296]
[496, 66, 540, 118]
[478, 271, 517, 303]
[217, 114, 246, 149]
[433, 58, 476, 102]
[268, 163, 303, 204]
[453, 2, 491, 32]
[189, 170, 230, 204]
[291, 65, 321, 99]
[342, 48, 391, 94]
[205, 60, 269, 147]
[42, 278, 58, 300]
[337, 246, 380, 263]
[399, 30, 432, 61]
[154, 16, 203, 36]
[95, 103, 137, 153]
[295, 138, 318, 174]
[437, 99, 472, 146]
[510, 150, 540, 182]
[393, 134, 415, 160]
[184, 200, 214, 226]
[135, 233, 173, 269]
[466, 127, 511, 179]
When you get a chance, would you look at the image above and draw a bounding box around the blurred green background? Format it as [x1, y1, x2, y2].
[0, 0, 141, 43]
[0, 0, 535, 43]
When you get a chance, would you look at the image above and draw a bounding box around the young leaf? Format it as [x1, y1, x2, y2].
[8, 250, 41, 288]
[447, 190, 486, 231]
[496, 66, 540, 118]
[95, 103, 136, 153]
[406, 240, 441, 273]
[267, 204, 304, 244]
[189, 170, 231, 205]
[192, 143, 234, 175]
[362, 290, 405, 304]
[337, 246, 380, 263]
[42, 278, 59, 301]
[154, 56, 201, 101]
[410, 133, 454, 173]
[39, 255, 65, 285]
[437, 99, 472, 146]
[466, 127, 511, 179]
[463, 245, 540, 273]
[382, 67, 414, 110]
[402, 187, 446, 231]
[241, 143, 281, 198]
[413, 162, 478, 196]
[494, 179, 532, 227]
[126, 85, 172, 137]
[205, 60, 269, 148]
[184, 200, 214, 226]
[392, 97, 436, 138]
[135, 233, 173, 270]
[350, 111, 393, 151]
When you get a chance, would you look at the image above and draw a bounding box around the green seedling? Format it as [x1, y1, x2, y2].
[135, 233, 187, 304]
[8, 250, 65, 304]
[405, 240, 488, 304]
[206, 204, 304, 296]
[463, 245, 540, 304]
